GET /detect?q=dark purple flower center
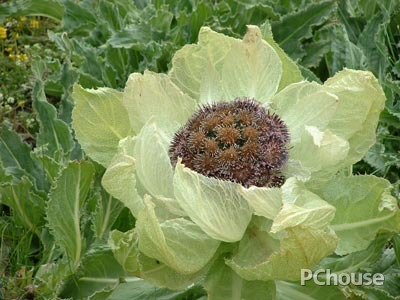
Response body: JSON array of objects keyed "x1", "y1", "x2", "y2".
[{"x1": 169, "y1": 98, "x2": 289, "y2": 187}]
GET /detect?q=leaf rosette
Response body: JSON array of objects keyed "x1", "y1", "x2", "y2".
[{"x1": 72, "y1": 25, "x2": 399, "y2": 296}]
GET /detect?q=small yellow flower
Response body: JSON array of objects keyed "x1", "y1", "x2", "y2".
[
  {"x1": 30, "y1": 19, "x2": 39, "y2": 29},
  {"x1": 8, "y1": 53, "x2": 15, "y2": 59},
  {"x1": 0, "y1": 27, "x2": 7, "y2": 39},
  {"x1": 21, "y1": 17, "x2": 27, "y2": 22},
  {"x1": 17, "y1": 53, "x2": 28, "y2": 62},
  {"x1": 5, "y1": 47, "x2": 13, "y2": 52}
]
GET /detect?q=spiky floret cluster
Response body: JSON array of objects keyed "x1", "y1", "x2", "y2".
[{"x1": 169, "y1": 98, "x2": 290, "y2": 187}]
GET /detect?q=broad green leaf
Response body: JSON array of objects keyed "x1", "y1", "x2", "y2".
[
  {"x1": 271, "y1": 81, "x2": 339, "y2": 144},
  {"x1": 173, "y1": 162, "x2": 252, "y2": 242},
  {"x1": 123, "y1": 71, "x2": 196, "y2": 134},
  {"x1": 0, "y1": 125, "x2": 46, "y2": 190},
  {"x1": 59, "y1": 246, "x2": 128, "y2": 299},
  {"x1": 31, "y1": 151, "x2": 61, "y2": 185},
  {"x1": 71, "y1": 84, "x2": 132, "y2": 167},
  {"x1": 204, "y1": 257, "x2": 276, "y2": 300},
  {"x1": 0, "y1": 0, "x2": 64, "y2": 21},
  {"x1": 239, "y1": 186, "x2": 282, "y2": 220},
  {"x1": 133, "y1": 122, "x2": 174, "y2": 200},
  {"x1": 260, "y1": 21, "x2": 303, "y2": 91},
  {"x1": 315, "y1": 234, "x2": 392, "y2": 275},
  {"x1": 91, "y1": 185, "x2": 125, "y2": 241},
  {"x1": 221, "y1": 25, "x2": 282, "y2": 104},
  {"x1": 358, "y1": 12, "x2": 389, "y2": 79},
  {"x1": 33, "y1": 82, "x2": 74, "y2": 159},
  {"x1": 320, "y1": 24, "x2": 367, "y2": 76},
  {"x1": 0, "y1": 178, "x2": 45, "y2": 236},
  {"x1": 324, "y1": 69, "x2": 386, "y2": 166},
  {"x1": 276, "y1": 280, "x2": 346, "y2": 300},
  {"x1": 170, "y1": 26, "x2": 237, "y2": 102},
  {"x1": 102, "y1": 280, "x2": 206, "y2": 300},
  {"x1": 47, "y1": 161, "x2": 95, "y2": 268},
  {"x1": 0, "y1": 160, "x2": 12, "y2": 184},
  {"x1": 271, "y1": 0, "x2": 336, "y2": 59},
  {"x1": 136, "y1": 196, "x2": 220, "y2": 274},
  {"x1": 227, "y1": 221, "x2": 337, "y2": 281},
  {"x1": 271, "y1": 178, "x2": 336, "y2": 233},
  {"x1": 318, "y1": 175, "x2": 400, "y2": 255},
  {"x1": 102, "y1": 136, "x2": 144, "y2": 217}
]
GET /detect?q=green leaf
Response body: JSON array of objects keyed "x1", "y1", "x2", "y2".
[
  {"x1": 59, "y1": 246, "x2": 128, "y2": 299},
  {"x1": 260, "y1": 21, "x2": 303, "y2": 91},
  {"x1": 0, "y1": 125, "x2": 47, "y2": 190},
  {"x1": 0, "y1": 160, "x2": 13, "y2": 184},
  {"x1": 91, "y1": 184, "x2": 124, "y2": 241},
  {"x1": 102, "y1": 280, "x2": 206, "y2": 300},
  {"x1": 0, "y1": 178, "x2": 45, "y2": 236},
  {"x1": 319, "y1": 24, "x2": 367, "y2": 75},
  {"x1": 71, "y1": 84, "x2": 133, "y2": 167},
  {"x1": 204, "y1": 257, "x2": 276, "y2": 300},
  {"x1": 0, "y1": 0, "x2": 64, "y2": 21},
  {"x1": 173, "y1": 161, "x2": 253, "y2": 243},
  {"x1": 136, "y1": 196, "x2": 220, "y2": 274},
  {"x1": 276, "y1": 280, "x2": 345, "y2": 300},
  {"x1": 271, "y1": 0, "x2": 336, "y2": 59},
  {"x1": 316, "y1": 234, "x2": 392, "y2": 274},
  {"x1": 47, "y1": 161, "x2": 95, "y2": 268},
  {"x1": 123, "y1": 71, "x2": 196, "y2": 135},
  {"x1": 318, "y1": 175, "x2": 400, "y2": 255},
  {"x1": 33, "y1": 82, "x2": 74, "y2": 160},
  {"x1": 102, "y1": 136, "x2": 144, "y2": 217}
]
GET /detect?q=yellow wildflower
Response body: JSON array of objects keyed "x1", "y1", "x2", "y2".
[
  {"x1": 9, "y1": 53, "x2": 15, "y2": 59},
  {"x1": 17, "y1": 53, "x2": 28, "y2": 62},
  {"x1": 0, "y1": 27, "x2": 7, "y2": 39},
  {"x1": 30, "y1": 19, "x2": 39, "y2": 29},
  {"x1": 21, "y1": 17, "x2": 27, "y2": 22}
]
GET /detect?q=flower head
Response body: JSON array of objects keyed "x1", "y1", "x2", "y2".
[
  {"x1": 169, "y1": 98, "x2": 289, "y2": 187},
  {"x1": 72, "y1": 25, "x2": 398, "y2": 294}
]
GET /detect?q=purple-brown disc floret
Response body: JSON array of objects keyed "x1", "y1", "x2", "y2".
[{"x1": 169, "y1": 98, "x2": 290, "y2": 187}]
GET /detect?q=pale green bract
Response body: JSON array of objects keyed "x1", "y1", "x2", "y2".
[{"x1": 71, "y1": 25, "x2": 399, "y2": 298}]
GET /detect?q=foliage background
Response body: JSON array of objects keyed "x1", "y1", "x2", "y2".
[{"x1": 0, "y1": 0, "x2": 399, "y2": 299}]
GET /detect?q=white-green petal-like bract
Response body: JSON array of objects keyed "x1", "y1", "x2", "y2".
[
  {"x1": 123, "y1": 70, "x2": 197, "y2": 135},
  {"x1": 271, "y1": 178, "x2": 336, "y2": 233},
  {"x1": 173, "y1": 161, "x2": 253, "y2": 242},
  {"x1": 221, "y1": 26, "x2": 282, "y2": 104},
  {"x1": 239, "y1": 186, "x2": 282, "y2": 220},
  {"x1": 71, "y1": 84, "x2": 133, "y2": 167},
  {"x1": 170, "y1": 27, "x2": 237, "y2": 102},
  {"x1": 136, "y1": 196, "x2": 220, "y2": 274},
  {"x1": 134, "y1": 121, "x2": 174, "y2": 199},
  {"x1": 102, "y1": 136, "x2": 144, "y2": 217},
  {"x1": 227, "y1": 223, "x2": 337, "y2": 281}
]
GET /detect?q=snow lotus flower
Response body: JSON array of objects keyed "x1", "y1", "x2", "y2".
[{"x1": 71, "y1": 25, "x2": 400, "y2": 297}]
